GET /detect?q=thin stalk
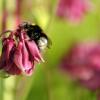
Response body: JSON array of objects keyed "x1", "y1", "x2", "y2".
[
  {"x1": 2, "y1": 0, "x2": 7, "y2": 32},
  {"x1": 15, "y1": 0, "x2": 22, "y2": 26},
  {"x1": 0, "y1": 0, "x2": 7, "y2": 100},
  {"x1": 3, "y1": 77, "x2": 16, "y2": 100},
  {"x1": 96, "y1": 90, "x2": 100, "y2": 100},
  {"x1": 0, "y1": 78, "x2": 4, "y2": 100},
  {"x1": 43, "y1": 65, "x2": 53, "y2": 100}
]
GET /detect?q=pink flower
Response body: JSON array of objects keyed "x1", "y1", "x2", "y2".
[
  {"x1": 60, "y1": 41, "x2": 100, "y2": 90},
  {"x1": 0, "y1": 22, "x2": 45, "y2": 76},
  {"x1": 56, "y1": 0, "x2": 93, "y2": 23}
]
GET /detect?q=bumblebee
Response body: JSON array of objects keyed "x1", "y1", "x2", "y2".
[{"x1": 19, "y1": 22, "x2": 51, "y2": 50}]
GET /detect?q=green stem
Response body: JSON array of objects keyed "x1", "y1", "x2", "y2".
[
  {"x1": 0, "y1": 0, "x2": 7, "y2": 99},
  {"x1": 15, "y1": 76, "x2": 34, "y2": 100},
  {"x1": 43, "y1": 65, "x2": 53, "y2": 100},
  {"x1": 96, "y1": 89, "x2": 100, "y2": 100},
  {"x1": 3, "y1": 77, "x2": 16, "y2": 100},
  {"x1": 0, "y1": 78, "x2": 4, "y2": 100}
]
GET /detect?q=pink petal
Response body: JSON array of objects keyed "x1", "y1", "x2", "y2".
[
  {"x1": 4, "y1": 38, "x2": 15, "y2": 59},
  {"x1": 25, "y1": 40, "x2": 44, "y2": 62},
  {"x1": 0, "y1": 38, "x2": 15, "y2": 69},
  {"x1": 14, "y1": 40, "x2": 34, "y2": 76},
  {"x1": 22, "y1": 40, "x2": 34, "y2": 75},
  {"x1": 14, "y1": 41, "x2": 24, "y2": 71},
  {"x1": 6, "y1": 63, "x2": 21, "y2": 75},
  {"x1": 24, "y1": 64, "x2": 34, "y2": 76}
]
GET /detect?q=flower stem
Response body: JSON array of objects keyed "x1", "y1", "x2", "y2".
[
  {"x1": 0, "y1": 78, "x2": 4, "y2": 100},
  {"x1": 2, "y1": 0, "x2": 7, "y2": 32},
  {"x1": 15, "y1": 0, "x2": 22, "y2": 26},
  {"x1": 0, "y1": 0, "x2": 7, "y2": 100},
  {"x1": 43, "y1": 65, "x2": 53, "y2": 100},
  {"x1": 96, "y1": 90, "x2": 100, "y2": 100}
]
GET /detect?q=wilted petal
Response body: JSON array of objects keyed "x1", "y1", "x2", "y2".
[
  {"x1": 0, "y1": 38, "x2": 21, "y2": 75},
  {"x1": 14, "y1": 41, "x2": 23, "y2": 70},
  {"x1": 6, "y1": 62, "x2": 21, "y2": 75},
  {"x1": 26, "y1": 40, "x2": 44, "y2": 62},
  {"x1": 14, "y1": 40, "x2": 34, "y2": 76},
  {"x1": 22, "y1": 40, "x2": 34, "y2": 76},
  {"x1": 24, "y1": 64, "x2": 34, "y2": 76},
  {"x1": 3, "y1": 38, "x2": 15, "y2": 59},
  {"x1": 0, "y1": 38, "x2": 15, "y2": 69}
]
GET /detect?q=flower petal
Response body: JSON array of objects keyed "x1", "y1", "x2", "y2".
[
  {"x1": 22, "y1": 40, "x2": 34, "y2": 75},
  {"x1": 0, "y1": 38, "x2": 15, "y2": 69},
  {"x1": 26, "y1": 40, "x2": 44, "y2": 62},
  {"x1": 14, "y1": 41, "x2": 23, "y2": 71},
  {"x1": 6, "y1": 62, "x2": 21, "y2": 75}
]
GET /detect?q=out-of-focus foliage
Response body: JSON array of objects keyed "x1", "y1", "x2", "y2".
[{"x1": 0, "y1": 0, "x2": 100, "y2": 100}]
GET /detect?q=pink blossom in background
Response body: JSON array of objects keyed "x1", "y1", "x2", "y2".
[
  {"x1": 60, "y1": 41, "x2": 100, "y2": 90},
  {"x1": 0, "y1": 22, "x2": 44, "y2": 76},
  {"x1": 56, "y1": 0, "x2": 93, "y2": 23}
]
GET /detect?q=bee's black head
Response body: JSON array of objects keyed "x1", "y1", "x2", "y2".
[
  {"x1": 18, "y1": 22, "x2": 51, "y2": 50},
  {"x1": 19, "y1": 22, "x2": 43, "y2": 40}
]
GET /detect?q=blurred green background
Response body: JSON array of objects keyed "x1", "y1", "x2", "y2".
[{"x1": 0, "y1": 0, "x2": 100, "y2": 100}]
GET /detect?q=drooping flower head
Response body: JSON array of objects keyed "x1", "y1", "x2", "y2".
[
  {"x1": 0, "y1": 22, "x2": 50, "y2": 76},
  {"x1": 56, "y1": 0, "x2": 93, "y2": 23},
  {"x1": 60, "y1": 41, "x2": 100, "y2": 90}
]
